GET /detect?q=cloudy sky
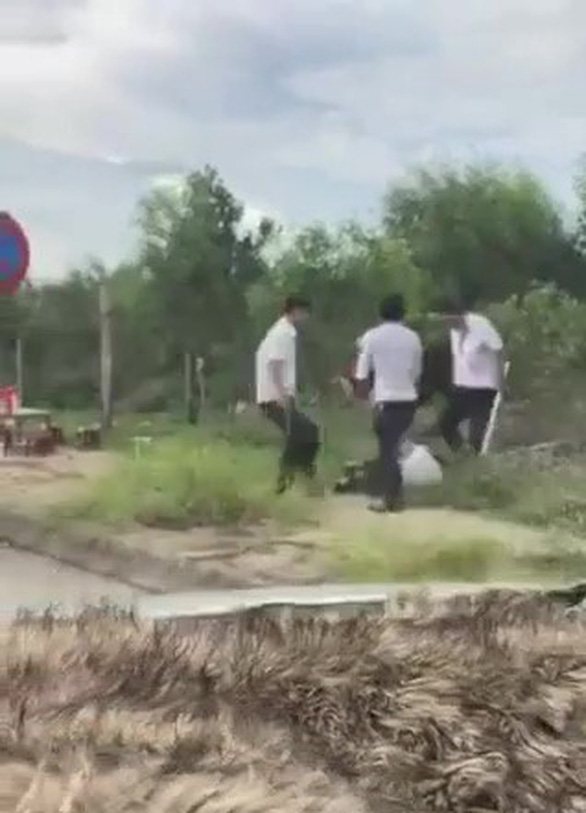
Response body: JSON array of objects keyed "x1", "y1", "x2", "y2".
[{"x1": 2, "y1": 0, "x2": 586, "y2": 279}]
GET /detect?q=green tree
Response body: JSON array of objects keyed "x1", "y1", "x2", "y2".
[
  {"x1": 138, "y1": 166, "x2": 275, "y2": 411},
  {"x1": 384, "y1": 163, "x2": 584, "y2": 302},
  {"x1": 21, "y1": 271, "x2": 101, "y2": 407},
  {"x1": 575, "y1": 161, "x2": 586, "y2": 262},
  {"x1": 250, "y1": 223, "x2": 430, "y2": 391}
]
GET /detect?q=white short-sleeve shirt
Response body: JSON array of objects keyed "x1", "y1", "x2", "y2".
[
  {"x1": 355, "y1": 322, "x2": 423, "y2": 403},
  {"x1": 451, "y1": 313, "x2": 504, "y2": 390},
  {"x1": 255, "y1": 317, "x2": 297, "y2": 403}
]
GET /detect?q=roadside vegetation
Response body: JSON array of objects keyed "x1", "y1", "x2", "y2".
[{"x1": 9, "y1": 158, "x2": 586, "y2": 586}]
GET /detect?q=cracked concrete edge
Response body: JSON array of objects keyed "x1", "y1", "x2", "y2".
[{"x1": 0, "y1": 510, "x2": 227, "y2": 595}]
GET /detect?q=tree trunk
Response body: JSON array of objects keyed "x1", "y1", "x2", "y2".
[{"x1": 99, "y1": 280, "x2": 113, "y2": 430}]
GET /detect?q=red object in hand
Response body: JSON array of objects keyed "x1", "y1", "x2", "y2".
[{"x1": 0, "y1": 386, "x2": 19, "y2": 416}]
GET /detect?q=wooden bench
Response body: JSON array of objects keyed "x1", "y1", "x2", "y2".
[{"x1": 9, "y1": 429, "x2": 56, "y2": 457}]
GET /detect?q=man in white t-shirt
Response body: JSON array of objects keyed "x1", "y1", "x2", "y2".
[
  {"x1": 439, "y1": 299, "x2": 506, "y2": 454},
  {"x1": 255, "y1": 296, "x2": 319, "y2": 494},
  {"x1": 355, "y1": 294, "x2": 423, "y2": 512}
]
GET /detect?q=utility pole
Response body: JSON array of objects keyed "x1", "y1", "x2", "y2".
[
  {"x1": 15, "y1": 336, "x2": 23, "y2": 403},
  {"x1": 99, "y1": 278, "x2": 113, "y2": 429},
  {"x1": 196, "y1": 356, "x2": 206, "y2": 414}
]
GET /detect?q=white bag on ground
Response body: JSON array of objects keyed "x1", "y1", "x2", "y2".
[{"x1": 400, "y1": 441, "x2": 443, "y2": 486}]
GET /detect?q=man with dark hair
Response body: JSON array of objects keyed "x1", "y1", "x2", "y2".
[
  {"x1": 256, "y1": 296, "x2": 320, "y2": 494},
  {"x1": 355, "y1": 294, "x2": 423, "y2": 512},
  {"x1": 439, "y1": 298, "x2": 506, "y2": 454}
]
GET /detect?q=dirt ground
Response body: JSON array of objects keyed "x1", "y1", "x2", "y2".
[
  {"x1": 0, "y1": 449, "x2": 116, "y2": 514},
  {"x1": 0, "y1": 450, "x2": 570, "y2": 593},
  {"x1": 0, "y1": 451, "x2": 330, "y2": 590}
]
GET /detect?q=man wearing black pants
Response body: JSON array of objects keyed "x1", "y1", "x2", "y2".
[
  {"x1": 256, "y1": 296, "x2": 319, "y2": 494},
  {"x1": 440, "y1": 387, "x2": 497, "y2": 454},
  {"x1": 259, "y1": 401, "x2": 319, "y2": 492},
  {"x1": 439, "y1": 300, "x2": 505, "y2": 455},
  {"x1": 372, "y1": 401, "x2": 417, "y2": 509},
  {"x1": 355, "y1": 295, "x2": 423, "y2": 513}
]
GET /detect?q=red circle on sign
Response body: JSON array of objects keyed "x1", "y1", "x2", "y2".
[{"x1": 0, "y1": 212, "x2": 30, "y2": 294}]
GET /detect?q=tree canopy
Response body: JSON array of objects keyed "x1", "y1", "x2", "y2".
[
  {"x1": 3, "y1": 159, "x2": 586, "y2": 410},
  {"x1": 384, "y1": 164, "x2": 586, "y2": 302}
]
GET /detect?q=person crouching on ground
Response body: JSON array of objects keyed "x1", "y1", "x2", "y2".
[
  {"x1": 255, "y1": 295, "x2": 320, "y2": 494},
  {"x1": 355, "y1": 294, "x2": 423, "y2": 513},
  {"x1": 439, "y1": 298, "x2": 506, "y2": 455}
]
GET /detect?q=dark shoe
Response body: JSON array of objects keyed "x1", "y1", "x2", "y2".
[
  {"x1": 276, "y1": 471, "x2": 294, "y2": 495},
  {"x1": 334, "y1": 477, "x2": 353, "y2": 494},
  {"x1": 368, "y1": 498, "x2": 405, "y2": 514}
]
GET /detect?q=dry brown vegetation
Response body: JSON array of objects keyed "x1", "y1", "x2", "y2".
[{"x1": 3, "y1": 592, "x2": 586, "y2": 812}]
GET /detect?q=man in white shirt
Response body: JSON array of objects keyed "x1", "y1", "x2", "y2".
[
  {"x1": 255, "y1": 296, "x2": 319, "y2": 494},
  {"x1": 355, "y1": 294, "x2": 423, "y2": 513},
  {"x1": 439, "y1": 299, "x2": 506, "y2": 454}
]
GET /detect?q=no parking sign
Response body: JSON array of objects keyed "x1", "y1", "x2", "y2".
[{"x1": 0, "y1": 212, "x2": 30, "y2": 294}]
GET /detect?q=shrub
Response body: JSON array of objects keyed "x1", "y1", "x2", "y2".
[{"x1": 489, "y1": 284, "x2": 586, "y2": 399}]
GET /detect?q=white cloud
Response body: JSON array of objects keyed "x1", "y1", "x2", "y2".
[{"x1": 1, "y1": 0, "x2": 586, "y2": 274}]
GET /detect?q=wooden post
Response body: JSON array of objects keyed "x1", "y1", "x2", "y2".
[
  {"x1": 184, "y1": 350, "x2": 197, "y2": 424},
  {"x1": 99, "y1": 280, "x2": 113, "y2": 430},
  {"x1": 196, "y1": 356, "x2": 206, "y2": 413},
  {"x1": 15, "y1": 336, "x2": 24, "y2": 404}
]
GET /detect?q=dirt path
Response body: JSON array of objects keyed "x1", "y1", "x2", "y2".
[{"x1": 0, "y1": 450, "x2": 116, "y2": 514}]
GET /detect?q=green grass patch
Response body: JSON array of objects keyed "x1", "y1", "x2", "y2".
[
  {"x1": 420, "y1": 454, "x2": 586, "y2": 539},
  {"x1": 330, "y1": 527, "x2": 586, "y2": 584},
  {"x1": 332, "y1": 532, "x2": 508, "y2": 582},
  {"x1": 61, "y1": 435, "x2": 313, "y2": 529}
]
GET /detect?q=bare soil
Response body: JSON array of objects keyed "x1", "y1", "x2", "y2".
[{"x1": 0, "y1": 449, "x2": 115, "y2": 514}]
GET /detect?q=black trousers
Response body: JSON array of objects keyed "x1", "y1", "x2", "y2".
[
  {"x1": 260, "y1": 402, "x2": 320, "y2": 479},
  {"x1": 440, "y1": 387, "x2": 497, "y2": 454},
  {"x1": 373, "y1": 402, "x2": 417, "y2": 506}
]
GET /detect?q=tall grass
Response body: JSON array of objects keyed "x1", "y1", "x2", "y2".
[
  {"x1": 423, "y1": 454, "x2": 586, "y2": 537},
  {"x1": 63, "y1": 434, "x2": 312, "y2": 529},
  {"x1": 333, "y1": 532, "x2": 507, "y2": 582},
  {"x1": 330, "y1": 526, "x2": 586, "y2": 583}
]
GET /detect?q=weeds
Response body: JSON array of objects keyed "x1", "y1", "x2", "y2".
[
  {"x1": 331, "y1": 524, "x2": 586, "y2": 583},
  {"x1": 333, "y1": 532, "x2": 507, "y2": 582},
  {"x1": 51, "y1": 407, "x2": 586, "y2": 583},
  {"x1": 62, "y1": 435, "x2": 311, "y2": 529},
  {"x1": 425, "y1": 453, "x2": 586, "y2": 539}
]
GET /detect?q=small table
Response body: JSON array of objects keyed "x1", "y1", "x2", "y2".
[{"x1": 0, "y1": 407, "x2": 52, "y2": 455}]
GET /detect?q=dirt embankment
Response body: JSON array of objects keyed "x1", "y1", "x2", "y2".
[
  {"x1": 0, "y1": 452, "x2": 329, "y2": 592},
  {"x1": 3, "y1": 589, "x2": 586, "y2": 812},
  {"x1": 0, "y1": 450, "x2": 573, "y2": 594}
]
